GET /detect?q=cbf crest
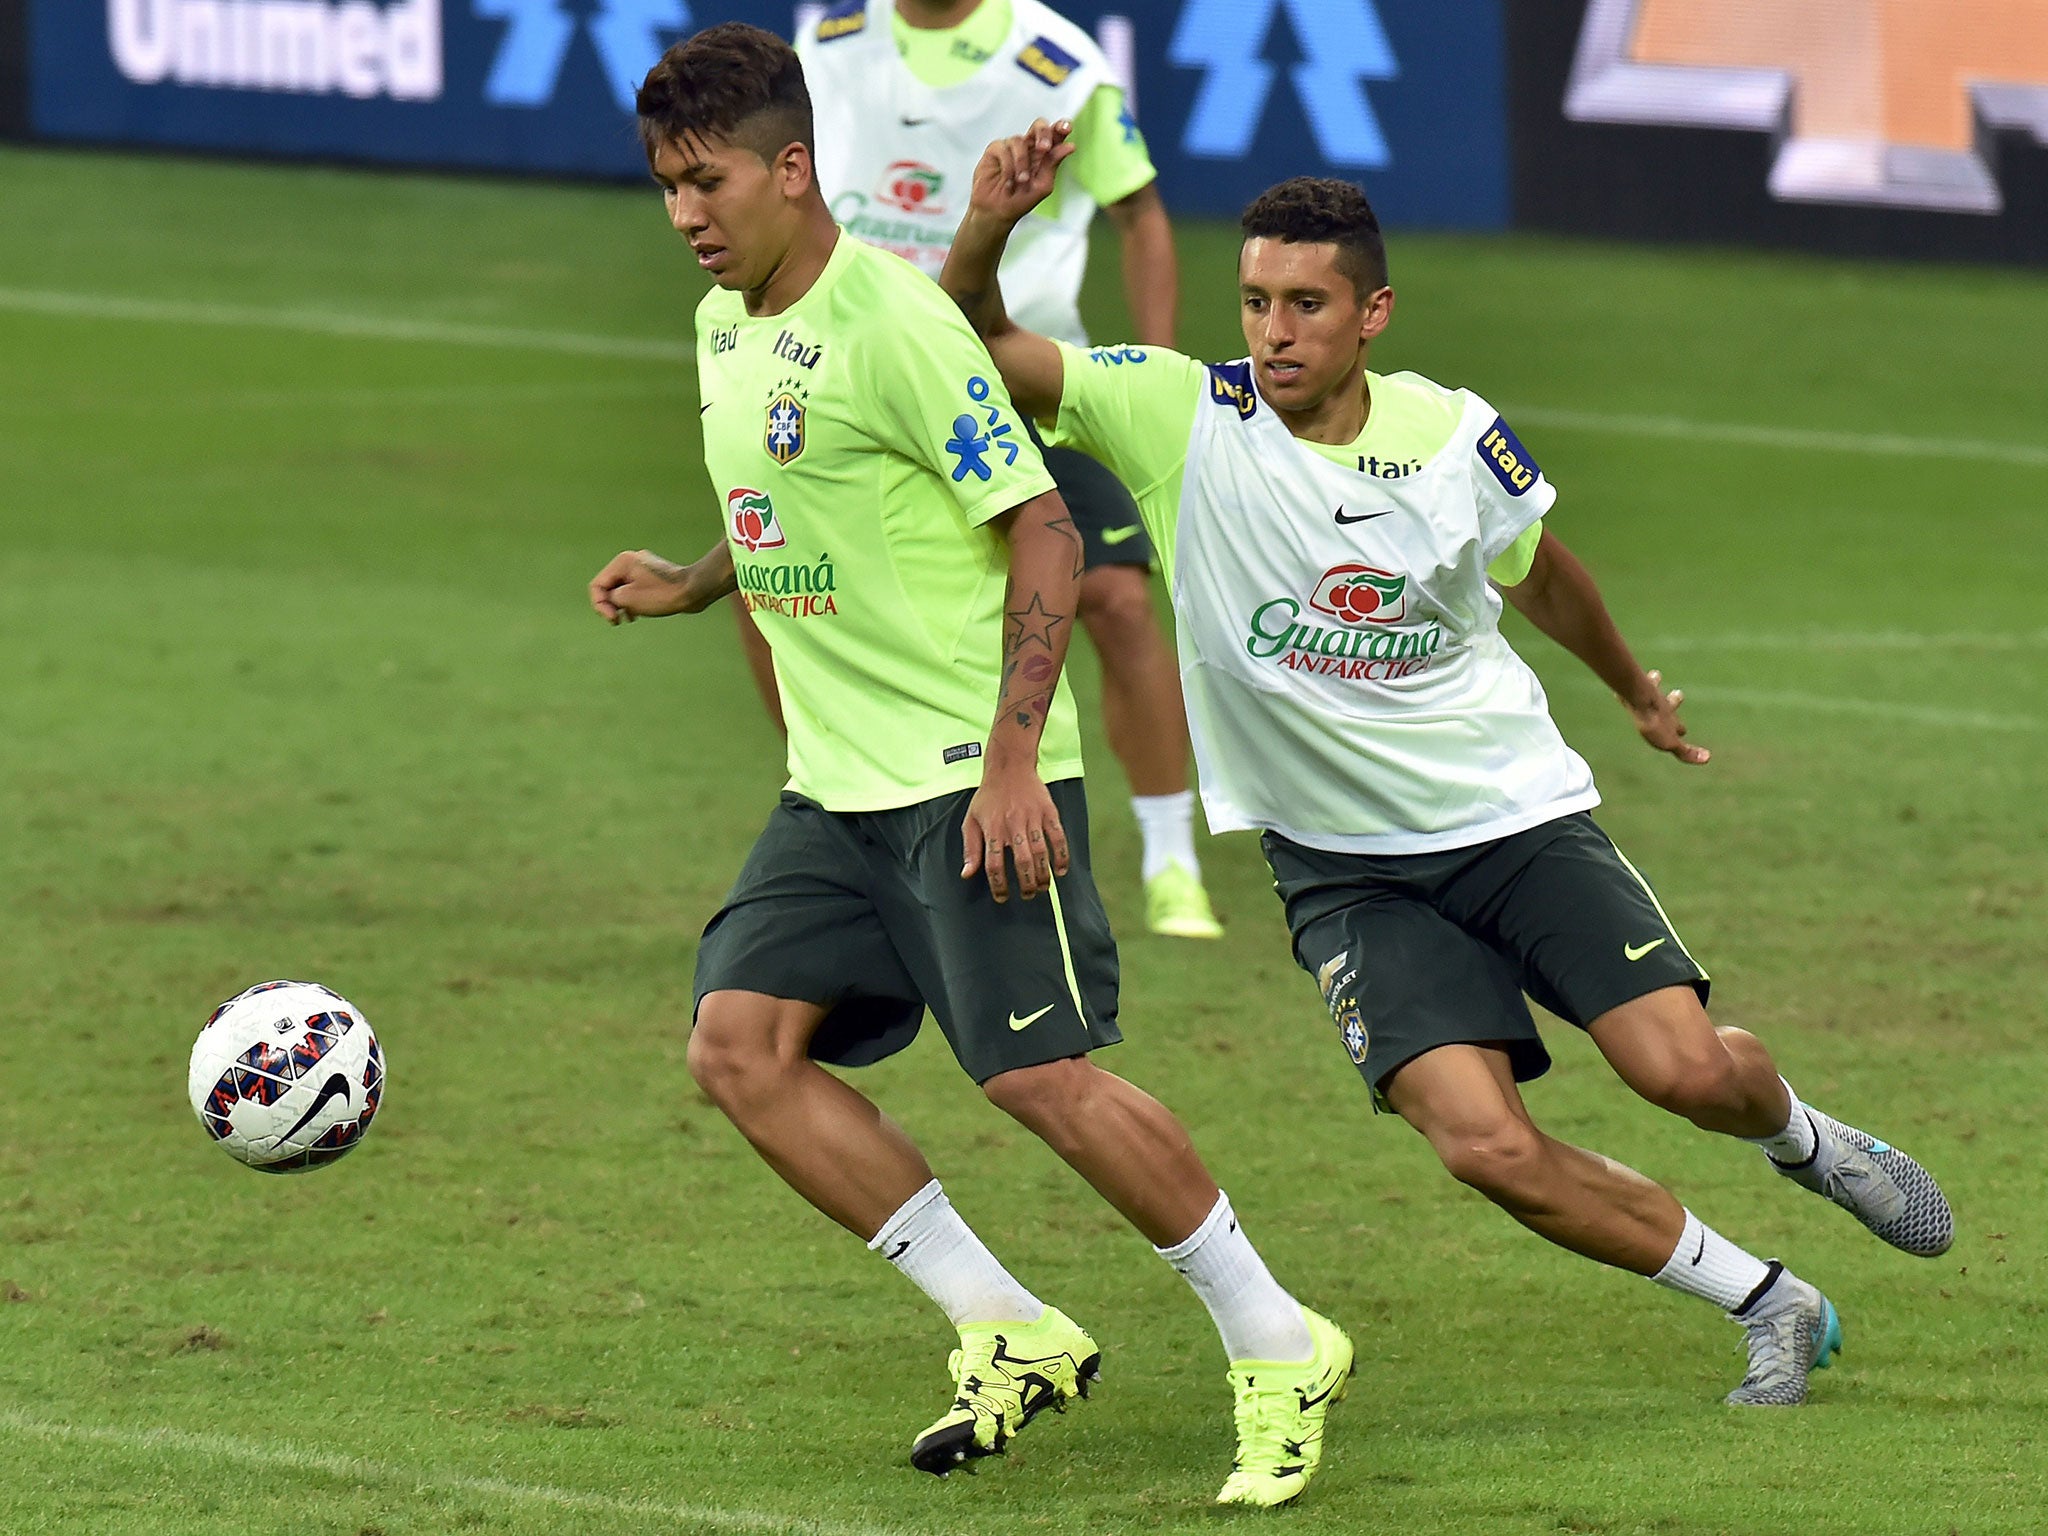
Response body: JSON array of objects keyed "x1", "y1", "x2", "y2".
[
  {"x1": 764, "y1": 376, "x2": 808, "y2": 466},
  {"x1": 1315, "y1": 949, "x2": 1367, "y2": 1067},
  {"x1": 1337, "y1": 1001, "x2": 1368, "y2": 1067}
]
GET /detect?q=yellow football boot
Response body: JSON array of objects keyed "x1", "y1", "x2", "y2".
[
  {"x1": 909, "y1": 1307, "x2": 1100, "y2": 1475},
  {"x1": 1145, "y1": 861, "x2": 1224, "y2": 939},
  {"x1": 1216, "y1": 1308, "x2": 1355, "y2": 1508}
]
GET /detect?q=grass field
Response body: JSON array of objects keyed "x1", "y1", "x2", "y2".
[{"x1": 2, "y1": 143, "x2": 2045, "y2": 1536}]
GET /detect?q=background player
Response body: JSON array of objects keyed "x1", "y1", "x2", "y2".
[
  {"x1": 712, "y1": 0, "x2": 1221, "y2": 941},
  {"x1": 942, "y1": 121, "x2": 1955, "y2": 1409},
  {"x1": 590, "y1": 28, "x2": 1350, "y2": 1504}
]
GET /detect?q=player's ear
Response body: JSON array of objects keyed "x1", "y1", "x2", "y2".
[
  {"x1": 1359, "y1": 285, "x2": 1394, "y2": 344},
  {"x1": 776, "y1": 140, "x2": 816, "y2": 201}
]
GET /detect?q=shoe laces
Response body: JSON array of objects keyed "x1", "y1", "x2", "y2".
[
  {"x1": 1738, "y1": 1300, "x2": 1808, "y2": 1380},
  {"x1": 1816, "y1": 1147, "x2": 1884, "y2": 1205},
  {"x1": 1228, "y1": 1374, "x2": 1305, "y2": 1471},
  {"x1": 947, "y1": 1337, "x2": 1027, "y2": 1415}
]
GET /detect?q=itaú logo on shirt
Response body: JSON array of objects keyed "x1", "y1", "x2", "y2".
[
  {"x1": 1309, "y1": 564, "x2": 1406, "y2": 625},
  {"x1": 878, "y1": 161, "x2": 947, "y2": 215}
]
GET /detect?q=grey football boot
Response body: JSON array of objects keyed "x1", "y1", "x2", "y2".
[
  {"x1": 1768, "y1": 1108, "x2": 1954, "y2": 1257},
  {"x1": 1726, "y1": 1264, "x2": 1842, "y2": 1407}
]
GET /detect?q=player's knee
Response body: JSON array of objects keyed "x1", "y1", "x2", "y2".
[
  {"x1": 1637, "y1": 1046, "x2": 1747, "y2": 1126},
  {"x1": 1077, "y1": 568, "x2": 1156, "y2": 645},
  {"x1": 1435, "y1": 1117, "x2": 1547, "y2": 1202},
  {"x1": 686, "y1": 998, "x2": 792, "y2": 1108},
  {"x1": 982, "y1": 1058, "x2": 1092, "y2": 1132}
]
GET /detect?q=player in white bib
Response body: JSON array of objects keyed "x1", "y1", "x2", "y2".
[
  {"x1": 941, "y1": 121, "x2": 1956, "y2": 1409},
  {"x1": 730, "y1": 0, "x2": 1222, "y2": 941}
]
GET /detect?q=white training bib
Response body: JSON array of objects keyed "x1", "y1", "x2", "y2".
[
  {"x1": 799, "y1": 0, "x2": 1105, "y2": 345},
  {"x1": 1171, "y1": 362, "x2": 1600, "y2": 854}
]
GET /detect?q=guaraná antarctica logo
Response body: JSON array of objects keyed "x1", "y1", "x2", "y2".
[
  {"x1": 727, "y1": 487, "x2": 784, "y2": 553},
  {"x1": 878, "y1": 160, "x2": 946, "y2": 215},
  {"x1": 1246, "y1": 563, "x2": 1442, "y2": 683}
]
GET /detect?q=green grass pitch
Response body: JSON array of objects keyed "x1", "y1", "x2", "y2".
[{"x1": 1, "y1": 143, "x2": 2044, "y2": 1535}]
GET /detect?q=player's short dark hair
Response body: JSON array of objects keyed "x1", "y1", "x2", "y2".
[
  {"x1": 635, "y1": 22, "x2": 813, "y2": 167},
  {"x1": 1239, "y1": 178, "x2": 1389, "y2": 298}
]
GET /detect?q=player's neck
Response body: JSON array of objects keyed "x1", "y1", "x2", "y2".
[
  {"x1": 742, "y1": 209, "x2": 842, "y2": 318},
  {"x1": 895, "y1": 0, "x2": 982, "y2": 29},
  {"x1": 1271, "y1": 362, "x2": 1371, "y2": 446}
]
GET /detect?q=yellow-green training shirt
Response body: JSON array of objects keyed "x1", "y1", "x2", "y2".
[{"x1": 696, "y1": 234, "x2": 1079, "y2": 811}]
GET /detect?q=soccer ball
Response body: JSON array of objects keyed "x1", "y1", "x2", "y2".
[{"x1": 188, "y1": 980, "x2": 385, "y2": 1173}]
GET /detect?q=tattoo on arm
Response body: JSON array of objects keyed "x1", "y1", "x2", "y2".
[
  {"x1": 1043, "y1": 516, "x2": 1087, "y2": 581},
  {"x1": 999, "y1": 592, "x2": 1066, "y2": 729}
]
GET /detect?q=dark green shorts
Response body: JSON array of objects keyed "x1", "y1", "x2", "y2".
[
  {"x1": 692, "y1": 778, "x2": 1121, "y2": 1084},
  {"x1": 1027, "y1": 420, "x2": 1154, "y2": 570},
  {"x1": 1264, "y1": 812, "x2": 1709, "y2": 1102}
]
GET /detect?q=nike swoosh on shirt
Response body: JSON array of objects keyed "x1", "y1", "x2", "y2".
[
  {"x1": 1624, "y1": 938, "x2": 1668, "y2": 961},
  {"x1": 278, "y1": 1072, "x2": 352, "y2": 1141},
  {"x1": 1100, "y1": 525, "x2": 1144, "y2": 545},
  {"x1": 699, "y1": 403, "x2": 712, "y2": 415},
  {"x1": 1008, "y1": 1004, "x2": 1056, "y2": 1032},
  {"x1": 900, "y1": 116, "x2": 932, "y2": 127},
  {"x1": 1334, "y1": 507, "x2": 1395, "y2": 524}
]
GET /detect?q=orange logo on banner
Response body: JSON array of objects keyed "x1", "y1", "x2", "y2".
[{"x1": 1566, "y1": 0, "x2": 2048, "y2": 212}]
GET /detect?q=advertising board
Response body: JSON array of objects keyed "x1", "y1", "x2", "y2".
[
  {"x1": 22, "y1": 0, "x2": 1509, "y2": 225},
  {"x1": 1509, "y1": 0, "x2": 2048, "y2": 263}
]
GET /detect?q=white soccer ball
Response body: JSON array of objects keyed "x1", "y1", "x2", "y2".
[{"x1": 188, "y1": 980, "x2": 385, "y2": 1173}]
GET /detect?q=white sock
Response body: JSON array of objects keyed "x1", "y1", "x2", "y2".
[
  {"x1": 1651, "y1": 1209, "x2": 1779, "y2": 1315},
  {"x1": 1131, "y1": 790, "x2": 1199, "y2": 883},
  {"x1": 869, "y1": 1181, "x2": 1044, "y2": 1329},
  {"x1": 1745, "y1": 1078, "x2": 1820, "y2": 1167},
  {"x1": 1155, "y1": 1192, "x2": 1313, "y2": 1363}
]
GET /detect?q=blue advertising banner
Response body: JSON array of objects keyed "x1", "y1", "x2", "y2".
[{"x1": 27, "y1": 1, "x2": 1505, "y2": 225}]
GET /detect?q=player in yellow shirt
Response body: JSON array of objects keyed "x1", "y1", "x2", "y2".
[
  {"x1": 718, "y1": 0, "x2": 1223, "y2": 941},
  {"x1": 587, "y1": 25, "x2": 1351, "y2": 1504}
]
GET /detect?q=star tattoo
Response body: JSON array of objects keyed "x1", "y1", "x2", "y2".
[{"x1": 1004, "y1": 592, "x2": 1068, "y2": 652}]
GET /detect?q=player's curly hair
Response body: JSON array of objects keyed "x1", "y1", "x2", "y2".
[
  {"x1": 636, "y1": 23, "x2": 814, "y2": 167},
  {"x1": 1240, "y1": 178, "x2": 1389, "y2": 299}
]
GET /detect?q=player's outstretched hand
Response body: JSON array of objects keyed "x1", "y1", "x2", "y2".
[
  {"x1": 969, "y1": 118, "x2": 1076, "y2": 227},
  {"x1": 1631, "y1": 668, "x2": 1710, "y2": 765},
  {"x1": 961, "y1": 763, "x2": 1071, "y2": 903},
  {"x1": 589, "y1": 549, "x2": 694, "y2": 624}
]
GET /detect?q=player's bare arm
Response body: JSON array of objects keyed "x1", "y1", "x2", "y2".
[
  {"x1": 588, "y1": 540, "x2": 738, "y2": 624},
  {"x1": 1503, "y1": 529, "x2": 1709, "y2": 765},
  {"x1": 961, "y1": 487, "x2": 1083, "y2": 904},
  {"x1": 938, "y1": 119, "x2": 1074, "y2": 421},
  {"x1": 1103, "y1": 180, "x2": 1177, "y2": 347}
]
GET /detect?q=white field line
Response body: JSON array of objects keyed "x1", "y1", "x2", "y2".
[
  {"x1": 6, "y1": 285, "x2": 2048, "y2": 470},
  {"x1": 0, "y1": 1409, "x2": 910, "y2": 1536},
  {"x1": 1644, "y1": 629, "x2": 2048, "y2": 653},
  {"x1": 0, "y1": 286, "x2": 690, "y2": 363},
  {"x1": 1668, "y1": 685, "x2": 2040, "y2": 733},
  {"x1": 2, "y1": 378, "x2": 687, "y2": 413},
  {"x1": 1508, "y1": 404, "x2": 2048, "y2": 469}
]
